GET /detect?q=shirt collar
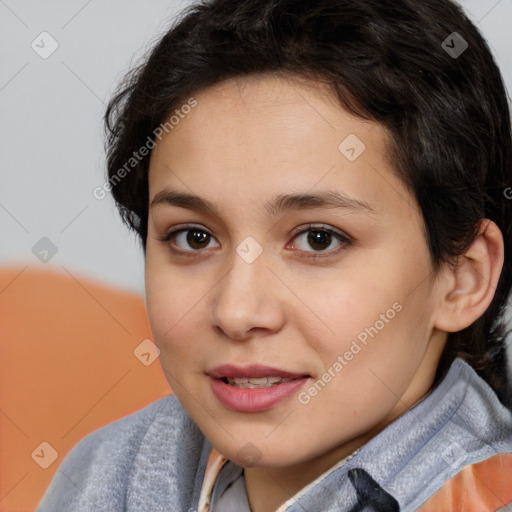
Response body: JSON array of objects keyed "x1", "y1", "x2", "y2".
[
  {"x1": 197, "y1": 448, "x2": 228, "y2": 512},
  {"x1": 197, "y1": 447, "x2": 360, "y2": 511}
]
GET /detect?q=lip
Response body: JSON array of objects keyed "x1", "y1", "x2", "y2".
[
  {"x1": 207, "y1": 364, "x2": 310, "y2": 412},
  {"x1": 207, "y1": 364, "x2": 308, "y2": 379}
]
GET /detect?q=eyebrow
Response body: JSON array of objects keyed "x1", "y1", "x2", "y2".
[{"x1": 150, "y1": 189, "x2": 376, "y2": 217}]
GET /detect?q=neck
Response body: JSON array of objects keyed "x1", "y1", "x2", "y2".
[{"x1": 243, "y1": 430, "x2": 372, "y2": 512}]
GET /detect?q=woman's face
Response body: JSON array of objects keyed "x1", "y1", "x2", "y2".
[{"x1": 145, "y1": 74, "x2": 447, "y2": 469}]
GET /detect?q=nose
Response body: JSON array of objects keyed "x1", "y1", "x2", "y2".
[{"x1": 211, "y1": 251, "x2": 286, "y2": 341}]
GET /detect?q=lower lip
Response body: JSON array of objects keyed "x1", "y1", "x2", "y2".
[{"x1": 209, "y1": 377, "x2": 310, "y2": 412}]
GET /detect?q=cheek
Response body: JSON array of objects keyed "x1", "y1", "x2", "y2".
[
  {"x1": 144, "y1": 253, "x2": 201, "y2": 363},
  {"x1": 313, "y1": 264, "x2": 432, "y2": 371},
  {"x1": 315, "y1": 275, "x2": 398, "y2": 339}
]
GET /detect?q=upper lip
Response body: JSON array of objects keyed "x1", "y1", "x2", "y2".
[{"x1": 207, "y1": 364, "x2": 309, "y2": 379}]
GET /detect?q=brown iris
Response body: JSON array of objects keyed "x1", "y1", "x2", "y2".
[
  {"x1": 307, "y1": 230, "x2": 332, "y2": 251},
  {"x1": 187, "y1": 230, "x2": 210, "y2": 249}
]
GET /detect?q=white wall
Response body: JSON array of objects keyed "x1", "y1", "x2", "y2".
[
  {"x1": 1, "y1": 0, "x2": 511, "y2": 340},
  {"x1": 1, "y1": 0, "x2": 192, "y2": 292}
]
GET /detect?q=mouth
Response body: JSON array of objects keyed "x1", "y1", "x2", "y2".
[
  {"x1": 206, "y1": 364, "x2": 311, "y2": 412},
  {"x1": 220, "y1": 376, "x2": 297, "y2": 388},
  {"x1": 207, "y1": 363, "x2": 310, "y2": 382}
]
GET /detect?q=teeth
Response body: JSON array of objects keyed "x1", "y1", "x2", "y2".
[
  {"x1": 226, "y1": 376, "x2": 295, "y2": 388},
  {"x1": 246, "y1": 377, "x2": 268, "y2": 385}
]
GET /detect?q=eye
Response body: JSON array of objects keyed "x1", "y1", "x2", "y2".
[
  {"x1": 289, "y1": 224, "x2": 352, "y2": 257},
  {"x1": 159, "y1": 223, "x2": 352, "y2": 259},
  {"x1": 159, "y1": 225, "x2": 219, "y2": 255}
]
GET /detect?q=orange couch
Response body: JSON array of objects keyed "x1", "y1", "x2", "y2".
[{"x1": 0, "y1": 265, "x2": 171, "y2": 512}]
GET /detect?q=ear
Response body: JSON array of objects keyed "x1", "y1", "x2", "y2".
[{"x1": 433, "y1": 219, "x2": 504, "y2": 333}]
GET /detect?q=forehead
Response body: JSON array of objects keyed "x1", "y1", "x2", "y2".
[
  {"x1": 148, "y1": 74, "x2": 417, "y2": 222},
  {"x1": 151, "y1": 74, "x2": 386, "y2": 161}
]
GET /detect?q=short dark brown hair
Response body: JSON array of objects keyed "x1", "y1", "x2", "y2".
[{"x1": 104, "y1": 0, "x2": 512, "y2": 406}]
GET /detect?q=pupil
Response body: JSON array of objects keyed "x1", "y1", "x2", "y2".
[
  {"x1": 308, "y1": 230, "x2": 330, "y2": 250},
  {"x1": 187, "y1": 230, "x2": 209, "y2": 249}
]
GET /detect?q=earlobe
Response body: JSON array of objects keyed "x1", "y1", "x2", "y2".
[{"x1": 434, "y1": 220, "x2": 504, "y2": 333}]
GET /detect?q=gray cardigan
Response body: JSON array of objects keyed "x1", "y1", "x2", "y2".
[{"x1": 36, "y1": 358, "x2": 512, "y2": 511}]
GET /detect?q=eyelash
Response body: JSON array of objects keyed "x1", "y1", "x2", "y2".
[{"x1": 158, "y1": 223, "x2": 353, "y2": 260}]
